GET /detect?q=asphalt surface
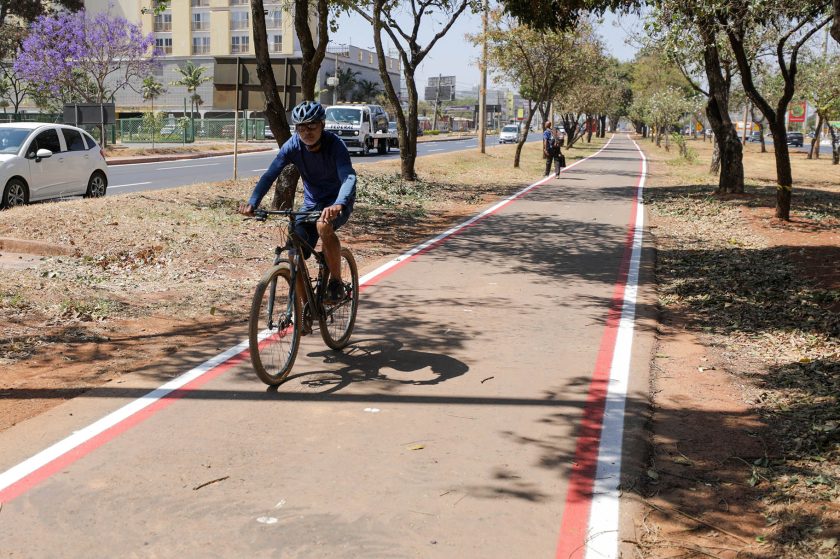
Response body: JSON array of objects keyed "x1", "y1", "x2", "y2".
[
  {"x1": 106, "y1": 133, "x2": 542, "y2": 196},
  {"x1": 0, "y1": 135, "x2": 654, "y2": 558}
]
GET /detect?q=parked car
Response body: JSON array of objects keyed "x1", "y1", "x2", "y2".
[
  {"x1": 0, "y1": 123, "x2": 108, "y2": 209},
  {"x1": 747, "y1": 131, "x2": 763, "y2": 142},
  {"x1": 786, "y1": 131, "x2": 804, "y2": 147},
  {"x1": 498, "y1": 124, "x2": 521, "y2": 144},
  {"x1": 264, "y1": 125, "x2": 274, "y2": 140}
]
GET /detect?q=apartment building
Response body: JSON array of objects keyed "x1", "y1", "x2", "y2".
[{"x1": 82, "y1": 0, "x2": 400, "y2": 113}]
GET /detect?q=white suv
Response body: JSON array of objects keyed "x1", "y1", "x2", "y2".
[
  {"x1": 0, "y1": 123, "x2": 109, "y2": 209},
  {"x1": 499, "y1": 124, "x2": 520, "y2": 144}
]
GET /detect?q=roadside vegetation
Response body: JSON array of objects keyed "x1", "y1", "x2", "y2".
[{"x1": 639, "y1": 137, "x2": 839, "y2": 559}]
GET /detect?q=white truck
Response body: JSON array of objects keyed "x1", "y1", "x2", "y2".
[{"x1": 324, "y1": 103, "x2": 398, "y2": 156}]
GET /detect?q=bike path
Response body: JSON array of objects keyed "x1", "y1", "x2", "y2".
[{"x1": 0, "y1": 135, "x2": 654, "y2": 558}]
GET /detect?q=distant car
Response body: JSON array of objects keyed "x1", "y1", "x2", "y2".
[
  {"x1": 747, "y1": 131, "x2": 763, "y2": 142},
  {"x1": 498, "y1": 124, "x2": 520, "y2": 144},
  {"x1": 786, "y1": 132, "x2": 804, "y2": 147},
  {"x1": 264, "y1": 125, "x2": 274, "y2": 140},
  {"x1": 0, "y1": 123, "x2": 108, "y2": 209}
]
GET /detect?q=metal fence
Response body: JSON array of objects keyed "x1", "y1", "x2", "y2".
[
  {"x1": 119, "y1": 118, "x2": 266, "y2": 143},
  {"x1": 0, "y1": 113, "x2": 117, "y2": 143}
]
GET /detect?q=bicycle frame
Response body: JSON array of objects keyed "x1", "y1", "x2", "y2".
[{"x1": 257, "y1": 209, "x2": 328, "y2": 324}]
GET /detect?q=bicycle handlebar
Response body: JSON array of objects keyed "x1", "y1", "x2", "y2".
[{"x1": 253, "y1": 209, "x2": 322, "y2": 223}]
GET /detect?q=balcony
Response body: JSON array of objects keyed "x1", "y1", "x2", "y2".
[{"x1": 191, "y1": 20, "x2": 209, "y2": 31}]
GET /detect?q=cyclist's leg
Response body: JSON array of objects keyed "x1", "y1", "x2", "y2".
[
  {"x1": 317, "y1": 205, "x2": 351, "y2": 283},
  {"x1": 289, "y1": 216, "x2": 318, "y2": 308}
]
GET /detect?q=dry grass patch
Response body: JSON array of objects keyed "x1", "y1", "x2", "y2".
[{"x1": 638, "y1": 135, "x2": 839, "y2": 558}]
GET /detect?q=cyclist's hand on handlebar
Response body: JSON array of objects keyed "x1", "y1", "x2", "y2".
[
  {"x1": 319, "y1": 204, "x2": 343, "y2": 223},
  {"x1": 238, "y1": 202, "x2": 255, "y2": 216}
]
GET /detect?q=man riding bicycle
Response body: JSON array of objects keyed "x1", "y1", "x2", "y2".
[{"x1": 238, "y1": 100, "x2": 356, "y2": 303}]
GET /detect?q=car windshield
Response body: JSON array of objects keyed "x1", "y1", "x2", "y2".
[
  {"x1": 325, "y1": 108, "x2": 362, "y2": 125},
  {"x1": 0, "y1": 128, "x2": 32, "y2": 154},
  {"x1": 503, "y1": 126, "x2": 518, "y2": 132}
]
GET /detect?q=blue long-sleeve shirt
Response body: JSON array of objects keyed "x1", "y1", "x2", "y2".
[{"x1": 248, "y1": 130, "x2": 357, "y2": 209}]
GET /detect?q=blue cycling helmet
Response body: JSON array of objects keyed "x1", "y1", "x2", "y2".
[{"x1": 292, "y1": 101, "x2": 325, "y2": 124}]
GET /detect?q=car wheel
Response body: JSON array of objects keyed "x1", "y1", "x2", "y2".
[
  {"x1": 2, "y1": 178, "x2": 28, "y2": 209},
  {"x1": 84, "y1": 171, "x2": 108, "y2": 198}
]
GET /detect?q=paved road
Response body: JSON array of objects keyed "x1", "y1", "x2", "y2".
[
  {"x1": 107, "y1": 133, "x2": 542, "y2": 196},
  {"x1": 0, "y1": 135, "x2": 652, "y2": 558}
]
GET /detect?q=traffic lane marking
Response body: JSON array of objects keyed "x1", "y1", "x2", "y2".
[
  {"x1": 110, "y1": 182, "x2": 152, "y2": 189},
  {"x1": 156, "y1": 163, "x2": 221, "y2": 171}
]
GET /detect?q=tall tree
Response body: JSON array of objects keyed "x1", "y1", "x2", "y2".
[
  {"x1": 142, "y1": 76, "x2": 165, "y2": 149},
  {"x1": 721, "y1": 1, "x2": 832, "y2": 218},
  {"x1": 354, "y1": 0, "x2": 473, "y2": 180},
  {"x1": 645, "y1": 6, "x2": 745, "y2": 193},
  {"x1": 799, "y1": 55, "x2": 840, "y2": 163},
  {"x1": 832, "y1": 0, "x2": 840, "y2": 43},
  {"x1": 170, "y1": 61, "x2": 212, "y2": 121},
  {"x1": 14, "y1": 9, "x2": 154, "y2": 105}
]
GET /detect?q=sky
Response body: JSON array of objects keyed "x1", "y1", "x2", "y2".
[{"x1": 330, "y1": 8, "x2": 642, "y2": 94}]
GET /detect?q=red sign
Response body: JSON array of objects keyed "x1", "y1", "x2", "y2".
[{"x1": 788, "y1": 101, "x2": 807, "y2": 123}]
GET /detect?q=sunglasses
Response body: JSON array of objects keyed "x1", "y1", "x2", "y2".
[{"x1": 295, "y1": 122, "x2": 321, "y2": 132}]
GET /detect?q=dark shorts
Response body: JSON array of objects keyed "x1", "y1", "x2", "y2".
[{"x1": 289, "y1": 203, "x2": 352, "y2": 259}]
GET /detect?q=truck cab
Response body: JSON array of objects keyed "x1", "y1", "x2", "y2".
[{"x1": 324, "y1": 103, "x2": 396, "y2": 155}]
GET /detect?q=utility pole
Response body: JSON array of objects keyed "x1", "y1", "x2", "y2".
[
  {"x1": 478, "y1": 0, "x2": 488, "y2": 153},
  {"x1": 233, "y1": 56, "x2": 240, "y2": 180},
  {"x1": 432, "y1": 73, "x2": 442, "y2": 131}
]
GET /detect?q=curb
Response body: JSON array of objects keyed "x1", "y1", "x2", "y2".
[{"x1": 106, "y1": 146, "x2": 275, "y2": 166}]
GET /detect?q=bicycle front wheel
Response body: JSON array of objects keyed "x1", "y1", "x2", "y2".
[
  {"x1": 249, "y1": 263, "x2": 301, "y2": 386},
  {"x1": 319, "y1": 247, "x2": 359, "y2": 350}
]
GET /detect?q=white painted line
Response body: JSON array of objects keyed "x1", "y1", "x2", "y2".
[
  {"x1": 427, "y1": 148, "x2": 445, "y2": 152},
  {"x1": 110, "y1": 181, "x2": 152, "y2": 189},
  {"x1": 157, "y1": 162, "x2": 221, "y2": 170},
  {"x1": 251, "y1": 168, "x2": 267, "y2": 172},
  {"x1": 584, "y1": 135, "x2": 646, "y2": 559}
]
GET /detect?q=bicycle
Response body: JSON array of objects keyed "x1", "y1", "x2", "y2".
[{"x1": 247, "y1": 208, "x2": 359, "y2": 386}]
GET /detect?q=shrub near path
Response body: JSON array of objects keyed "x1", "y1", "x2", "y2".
[
  {"x1": 633, "y1": 137, "x2": 839, "y2": 559},
  {"x1": 0, "y1": 139, "x2": 603, "y2": 432}
]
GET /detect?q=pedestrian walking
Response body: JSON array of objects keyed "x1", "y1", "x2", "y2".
[
  {"x1": 543, "y1": 121, "x2": 554, "y2": 176},
  {"x1": 552, "y1": 128, "x2": 566, "y2": 177}
]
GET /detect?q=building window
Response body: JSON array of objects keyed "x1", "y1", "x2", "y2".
[
  {"x1": 369, "y1": 52, "x2": 374, "y2": 64},
  {"x1": 266, "y1": 10, "x2": 282, "y2": 29},
  {"x1": 190, "y1": 0, "x2": 209, "y2": 6},
  {"x1": 230, "y1": 0, "x2": 249, "y2": 5},
  {"x1": 191, "y1": 12, "x2": 209, "y2": 31},
  {"x1": 231, "y1": 35, "x2": 250, "y2": 54},
  {"x1": 230, "y1": 11, "x2": 249, "y2": 30},
  {"x1": 153, "y1": 13, "x2": 172, "y2": 32},
  {"x1": 270, "y1": 34, "x2": 282, "y2": 53},
  {"x1": 154, "y1": 37, "x2": 173, "y2": 55},
  {"x1": 358, "y1": 50, "x2": 362, "y2": 62},
  {"x1": 192, "y1": 36, "x2": 210, "y2": 55}
]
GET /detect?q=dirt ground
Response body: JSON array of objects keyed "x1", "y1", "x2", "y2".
[{"x1": 1, "y1": 136, "x2": 837, "y2": 557}]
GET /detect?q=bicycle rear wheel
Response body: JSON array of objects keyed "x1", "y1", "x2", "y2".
[
  {"x1": 319, "y1": 247, "x2": 359, "y2": 350},
  {"x1": 249, "y1": 263, "x2": 301, "y2": 386}
]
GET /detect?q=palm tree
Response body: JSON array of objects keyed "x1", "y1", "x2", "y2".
[
  {"x1": 142, "y1": 76, "x2": 165, "y2": 149},
  {"x1": 335, "y1": 67, "x2": 360, "y2": 102},
  {"x1": 171, "y1": 61, "x2": 212, "y2": 123},
  {"x1": 354, "y1": 79, "x2": 381, "y2": 103}
]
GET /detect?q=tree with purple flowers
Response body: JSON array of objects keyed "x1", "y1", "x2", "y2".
[{"x1": 14, "y1": 8, "x2": 154, "y2": 105}]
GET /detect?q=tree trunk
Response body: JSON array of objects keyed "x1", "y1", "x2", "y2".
[
  {"x1": 809, "y1": 114, "x2": 824, "y2": 159},
  {"x1": 701, "y1": 36, "x2": 744, "y2": 193},
  {"x1": 295, "y1": 0, "x2": 328, "y2": 100},
  {"x1": 251, "y1": 0, "x2": 296, "y2": 209},
  {"x1": 514, "y1": 100, "x2": 538, "y2": 168},
  {"x1": 768, "y1": 119, "x2": 793, "y2": 218},
  {"x1": 710, "y1": 139, "x2": 721, "y2": 174},
  {"x1": 830, "y1": 125, "x2": 840, "y2": 164}
]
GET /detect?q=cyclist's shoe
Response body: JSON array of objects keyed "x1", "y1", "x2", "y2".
[{"x1": 325, "y1": 279, "x2": 346, "y2": 304}]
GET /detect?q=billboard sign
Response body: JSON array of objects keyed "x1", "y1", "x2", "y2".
[
  {"x1": 788, "y1": 101, "x2": 806, "y2": 123},
  {"x1": 63, "y1": 103, "x2": 116, "y2": 125}
]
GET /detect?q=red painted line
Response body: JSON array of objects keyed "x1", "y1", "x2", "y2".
[
  {"x1": 555, "y1": 155, "x2": 644, "y2": 558},
  {"x1": 0, "y1": 352, "x2": 247, "y2": 504}
]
